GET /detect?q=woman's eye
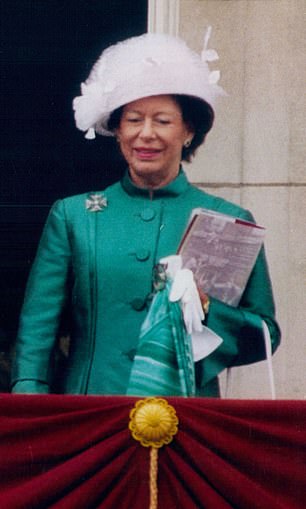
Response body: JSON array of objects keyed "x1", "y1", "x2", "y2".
[
  {"x1": 127, "y1": 117, "x2": 141, "y2": 123},
  {"x1": 156, "y1": 119, "x2": 171, "y2": 125}
]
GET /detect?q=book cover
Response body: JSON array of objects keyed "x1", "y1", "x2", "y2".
[{"x1": 178, "y1": 208, "x2": 265, "y2": 307}]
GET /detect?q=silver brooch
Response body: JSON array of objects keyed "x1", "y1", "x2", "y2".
[{"x1": 85, "y1": 193, "x2": 108, "y2": 212}]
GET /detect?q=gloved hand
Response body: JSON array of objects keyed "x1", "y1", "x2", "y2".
[
  {"x1": 159, "y1": 255, "x2": 223, "y2": 361},
  {"x1": 159, "y1": 255, "x2": 204, "y2": 334}
]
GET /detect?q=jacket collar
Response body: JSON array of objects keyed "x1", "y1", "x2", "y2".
[{"x1": 121, "y1": 167, "x2": 190, "y2": 198}]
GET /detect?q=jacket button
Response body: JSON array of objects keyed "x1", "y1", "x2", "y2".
[
  {"x1": 136, "y1": 249, "x2": 150, "y2": 261},
  {"x1": 131, "y1": 298, "x2": 146, "y2": 311},
  {"x1": 140, "y1": 208, "x2": 156, "y2": 221}
]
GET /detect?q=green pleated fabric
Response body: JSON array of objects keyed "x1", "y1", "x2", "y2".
[{"x1": 126, "y1": 281, "x2": 196, "y2": 397}]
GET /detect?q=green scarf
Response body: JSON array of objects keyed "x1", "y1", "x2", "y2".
[{"x1": 127, "y1": 277, "x2": 196, "y2": 397}]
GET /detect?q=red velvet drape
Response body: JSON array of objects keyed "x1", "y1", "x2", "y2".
[{"x1": 0, "y1": 395, "x2": 305, "y2": 508}]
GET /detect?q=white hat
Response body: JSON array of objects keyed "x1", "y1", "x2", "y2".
[{"x1": 73, "y1": 27, "x2": 225, "y2": 139}]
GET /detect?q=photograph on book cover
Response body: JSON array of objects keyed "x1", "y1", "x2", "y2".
[{"x1": 179, "y1": 208, "x2": 265, "y2": 306}]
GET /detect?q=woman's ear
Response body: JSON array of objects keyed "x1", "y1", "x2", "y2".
[
  {"x1": 186, "y1": 122, "x2": 195, "y2": 140},
  {"x1": 184, "y1": 138, "x2": 193, "y2": 148},
  {"x1": 184, "y1": 124, "x2": 194, "y2": 147}
]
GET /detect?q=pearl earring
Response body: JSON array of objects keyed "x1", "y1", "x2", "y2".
[{"x1": 184, "y1": 139, "x2": 191, "y2": 148}]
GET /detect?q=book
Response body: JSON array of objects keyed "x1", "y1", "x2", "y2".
[{"x1": 177, "y1": 208, "x2": 265, "y2": 307}]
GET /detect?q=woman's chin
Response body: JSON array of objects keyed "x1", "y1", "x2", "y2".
[{"x1": 131, "y1": 162, "x2": 162, "y2": 177}]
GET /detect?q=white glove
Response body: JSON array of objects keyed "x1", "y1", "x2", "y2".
[
  {"x1": 160, "y1": 255, "x2": 223, "y2": 360},
  {"x1": 159, "y1": 255, "x2": 204, "y2": 334}
]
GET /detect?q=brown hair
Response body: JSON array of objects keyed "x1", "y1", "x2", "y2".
[{"x1": 172, "y1": 95, "x2": 214, "y2": 161}]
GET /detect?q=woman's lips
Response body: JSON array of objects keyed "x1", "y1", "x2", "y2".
[{"x1": 134, "y1": 147, "x2": 162, "y2": 160}]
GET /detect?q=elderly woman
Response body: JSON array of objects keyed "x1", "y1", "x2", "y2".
[{"x1": 11, "y1": 31, "x2": 280, "y2": 397}]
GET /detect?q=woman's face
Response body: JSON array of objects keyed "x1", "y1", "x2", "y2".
[{"x1": 116, "y1": 95, "x2": 193, "y2": 189}]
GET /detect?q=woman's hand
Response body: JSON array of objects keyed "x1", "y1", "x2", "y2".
[{"x1": 159, "y1": 255, "x2": 205, "y2": 334}]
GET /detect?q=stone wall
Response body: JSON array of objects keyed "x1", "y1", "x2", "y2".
[{"x1": 179, "y1": 0, "x2": 306, "y2": 398}]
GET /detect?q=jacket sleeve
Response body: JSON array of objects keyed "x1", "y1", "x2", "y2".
[
  {"x1": 11, "y1": 199, "x2": 72, "y2": 393},
  {"x1": 199, "y1": 211, "x2": 281, "y2": 387}
]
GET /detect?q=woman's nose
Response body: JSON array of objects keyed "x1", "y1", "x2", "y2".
[{"x1": 139, "y1": 119, "x2": 155, "y2": 139}]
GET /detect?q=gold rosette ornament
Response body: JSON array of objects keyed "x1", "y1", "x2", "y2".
[{"x1": 129, "y1": 398, "x2": 179, "y2": 509}]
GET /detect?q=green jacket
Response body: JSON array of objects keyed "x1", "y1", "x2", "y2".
[{"x1": 11, "y1": 170, "x2": 280, "y2": 396}]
